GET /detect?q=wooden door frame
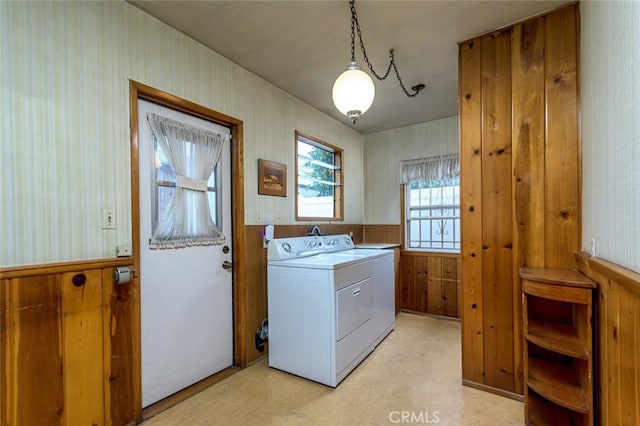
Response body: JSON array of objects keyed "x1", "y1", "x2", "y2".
[{"x1": 128, "y1": 81, "x2": 247, "y2": 415}]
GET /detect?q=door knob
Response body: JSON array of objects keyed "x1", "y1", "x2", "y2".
[{"x1": 222, "y1": 260, "x2": 233, "y2": 271}]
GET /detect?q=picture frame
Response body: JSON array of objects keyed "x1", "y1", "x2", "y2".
[{"x1": 258, "y1": 159, "x2": 287, "y2": 197}]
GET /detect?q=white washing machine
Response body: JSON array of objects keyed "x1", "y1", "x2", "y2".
[{"x1": 267, "y1": 234, "x2": 395, "y2": 387}]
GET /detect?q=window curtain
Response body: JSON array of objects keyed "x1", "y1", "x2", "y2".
[
  {"x1": 400, "y1": 154, "x2": 459, "y2": 184},
  {"x1": 147, "y1": 113, "x2": 229, "y2": 249}
]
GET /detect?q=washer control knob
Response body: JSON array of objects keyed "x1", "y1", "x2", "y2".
[{"x1": 282, "y1": 242, "x2": 292, "y2": 252}]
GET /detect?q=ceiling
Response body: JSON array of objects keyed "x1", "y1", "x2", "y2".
[{"x1": 128, "y1": 0, "x2": 570, "y2": 134}]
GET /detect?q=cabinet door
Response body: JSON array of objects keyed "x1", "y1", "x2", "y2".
[{"x1": 442, "y1": 258, "x2": 458, "y2": 317}]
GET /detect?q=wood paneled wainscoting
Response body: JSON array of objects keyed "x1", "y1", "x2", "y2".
[
  {"x1": 1, "y1": 259, "x2": 138, "y2": 426},
  {"x1": 576, "y1": 252, "x2": 640, "y2": 425},
  {"x1": 399, "y1": 252, "x2": 461, "y2": 319}
]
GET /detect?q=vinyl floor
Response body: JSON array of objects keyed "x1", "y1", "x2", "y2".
[{"x1": 142, "y1": 312, "x2": 523, "y2": 426}]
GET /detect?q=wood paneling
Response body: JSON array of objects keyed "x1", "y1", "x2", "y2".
[
  {"x1": 363, "y1": 225, "x2": 401, "y2": 244},
  {"x1": 577, "y1": 253, "x2": 640, "y2": 426},
  {"x1": 458, "y1": 4, "x2": 580, "y2": 396},
  {"x1": 544, "y1": 6, "x2": 580, "y2": 269},
  {"x1": 481, "y1": 30, "x2": 514, "y2": 392},
  {"x1": 427, "y1": 257, "x2": 442, "y2": 315},
  {"x1": 398, "y1": 252, "x2": 460, "y2": 319},
  {"x1": 1, "y1": 275, "x2": 64, "y2": 426},
  {"x1": 103, "y1": 268, "x2": 138, "y2": 426},
  {"x1": 512, "y1": 16, "x2": 545, "y2": 394},
  {"x1": 459, "y1": 34, "x2": 485, "y2": 385},
  {"x1": 442, "y1": 258, "x2": 459, "y2": 318},
  {"x1": 394, "y1": 248, "x2": 401, "y2": 313},
  {"x1": 244, "y1": 225, "x2": 269, "y2": 364},
  {"x1": 62, "y1": 270, "x2": 104, "y2": 425},
  {"x1": 1, "y1": 262, "x2": 137, "y2": 426}
]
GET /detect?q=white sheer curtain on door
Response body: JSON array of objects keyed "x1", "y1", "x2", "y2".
[{"x1": 147, "y1": 113, "x2": 228, "y2": 249}]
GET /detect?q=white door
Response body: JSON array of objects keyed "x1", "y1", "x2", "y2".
[{"x1": 137, "y1": 99, "x2": 233, "y2": 407}]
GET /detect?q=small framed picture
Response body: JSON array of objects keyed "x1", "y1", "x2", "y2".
[{"x1": 258, "y1": 159, "x2": 286, "y2": 197}]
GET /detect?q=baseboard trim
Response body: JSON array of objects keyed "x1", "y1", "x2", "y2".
[{"x1": 462, "y1": 379, "x2": 524, "y2": 402}]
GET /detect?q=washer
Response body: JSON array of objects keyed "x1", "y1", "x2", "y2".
[{"x1": 267, "y1": 234, "x2": 395, "y2": 387}]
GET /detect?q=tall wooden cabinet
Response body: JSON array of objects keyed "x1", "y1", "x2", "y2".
[{"x1": 521, "y1": 267, "x2": 596, "y2": 425}]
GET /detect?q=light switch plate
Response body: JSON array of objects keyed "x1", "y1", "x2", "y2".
[{"x1": 102, "y1": 208, "x2": 116, "y2": 229}]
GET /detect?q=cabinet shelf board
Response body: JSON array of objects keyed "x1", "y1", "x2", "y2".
[
  {"x1": 527, "y1": 358, "x2": 590, "y2": 414},
  {"x1": 526, "y1": 390, "x2": 588, "y2": 426},
  {"x1": 526, "y1": 319, "x2": 589, "y2": 359}
]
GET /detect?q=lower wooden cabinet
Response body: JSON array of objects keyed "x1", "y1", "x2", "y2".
[
  {"x1": 400, "y1": 253, "x2": 460, "y2": 318},
  {"x1": 520, "y1": 267, "x2": 596, "y2": 426}
]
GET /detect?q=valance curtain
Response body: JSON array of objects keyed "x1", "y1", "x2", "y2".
[
  {"x1": 400, "y1": 154, "x2": 459, "y2": 184},
  {"x1": 147, "y1": 113, "x2": 228, "y2": 249}
]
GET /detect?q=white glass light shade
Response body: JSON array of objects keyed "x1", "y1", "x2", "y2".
[{"x1": 332, "y1": 62, "x2": 375, "y2": 122}]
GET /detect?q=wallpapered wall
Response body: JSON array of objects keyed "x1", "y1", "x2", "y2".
[
  {"x1": 0, "y1": 1, "x2": 363, "y2": 267},
  {"x1": 362, "y1": 116, "x2": 459, "y2": 224},
  {"x1": 581, "y1": 1, "x2": 640, "y2": 273}
]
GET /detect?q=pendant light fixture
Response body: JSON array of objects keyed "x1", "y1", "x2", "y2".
[{"x1": 332, "y1": 0, "x2": 426, "y2": 124}]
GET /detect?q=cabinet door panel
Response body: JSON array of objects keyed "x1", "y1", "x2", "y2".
[{"x1": 443, "y1": 279, "x2": 458, "y2": 317}]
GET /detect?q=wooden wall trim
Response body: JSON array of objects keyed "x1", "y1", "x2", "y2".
[
  {"x1": 576, "y1": 251, "x2": 640, "y2": 294},
  {"x1": 400, "y1": 251, "x2": 460, "y2": 259},
  {"x1": 576, "y1": 250, "x2": 640, "y2": 425},
  {"x1": 0, "y1": 258, "x2": 134, "y2": 278},
  {"x1": 461, "y1": 379, "x2": 524, "y2": 402}
]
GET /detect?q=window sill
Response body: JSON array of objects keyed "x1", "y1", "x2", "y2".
[{"x1": 401, "y1": 249, "x2": 460, "y2": 258}]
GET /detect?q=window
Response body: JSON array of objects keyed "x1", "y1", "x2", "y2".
[
  {"x1": 295, "y1": 131, "x2": 343, "y2": 220},
  {"x1": 153, "y1": 141, "x2": 220, "y2": 230},
  {"x1": 402, "y1": 155, "x2": 460, "y2": 251},
  {"x1": 147, "y1": 113, "x2": 227, "y2": 249}
]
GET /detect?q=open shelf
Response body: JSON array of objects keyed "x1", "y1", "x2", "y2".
[
  {"x1": 521, "y1": 267, "x2": 595, "y2": 425},
  {"x1": 526, "y1": 319, "x2": 589, "y2": 359},
  {"x1": 527, "y1": 390, "x2": 589, "y2": 426},
  {"x1": 527, "y1": 354, "x2": 590, "y2": 413}
]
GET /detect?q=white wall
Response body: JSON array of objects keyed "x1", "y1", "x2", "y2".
[
  {"x1": 581, "y1": 1, "x2": 640, "y2": 273},
  {"x1": 0, "y1": 1, "x2": 363, "y2": 267},
  {"x1": 362, "y1": 116, "x2": 459, "y2": 224}
]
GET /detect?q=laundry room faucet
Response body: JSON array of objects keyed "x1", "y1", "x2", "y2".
[{"x1": 308, "y1": 225, "x2": 322, "y2": 236}]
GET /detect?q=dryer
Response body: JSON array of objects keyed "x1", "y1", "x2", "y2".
[{"x1": 267, "y1": 234, "x2": 395, "y2": 387}]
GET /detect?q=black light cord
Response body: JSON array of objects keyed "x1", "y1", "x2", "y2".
[{"x1": 348, "y1": 0, "x2": 425, "y2": 97}]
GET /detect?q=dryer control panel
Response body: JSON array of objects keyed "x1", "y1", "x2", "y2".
[{"x1": 267, "y1": 234, "x2": 354, "y2": 261}]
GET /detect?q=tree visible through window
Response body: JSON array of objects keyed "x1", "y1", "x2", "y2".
[{"x1": 296, "y1": 131, "x2": 343, "y2": 220}]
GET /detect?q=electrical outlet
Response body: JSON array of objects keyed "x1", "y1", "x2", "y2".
[
  {"x1": 116, "y1": 245, "x2": 131, "y2": 256},
  {"x1": 590, "y1": 238, "x2": 596, "y2": 257},
  {"x1": 102, "y1": 208, "x2": 116, "y2": 229}
]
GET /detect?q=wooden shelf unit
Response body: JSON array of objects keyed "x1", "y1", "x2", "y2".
[{"x1": 521, "y1": 267, "x2": 596, "y2": 426}]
